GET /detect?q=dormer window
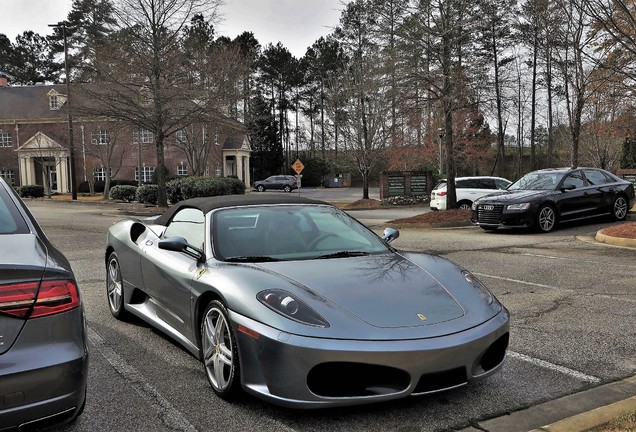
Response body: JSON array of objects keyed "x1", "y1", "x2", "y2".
[{"x1": 50, "y1": 95, "x2": 59, "y2": 110}]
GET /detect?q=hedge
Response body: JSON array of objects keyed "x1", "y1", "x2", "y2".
[
  {"x1": 17, "y1": 185, "x2": 45, "y2": 198},
  {"x1": 136, "y1": 184, "x2": 158, "y2": 205},
  {"x1": 109, "y1": 185, "x2": 138, "y2": 202},
  {"x1": 166, "y1": 177, "x2": 245, "y2": 203}
]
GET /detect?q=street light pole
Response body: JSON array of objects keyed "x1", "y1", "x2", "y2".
[{"x1": 49, "y1": 21, "x2": 77, "y2": 200}]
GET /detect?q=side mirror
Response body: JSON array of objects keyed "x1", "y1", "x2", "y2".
[
  {"x1": 561, "y1": 184, "x2": 576, "y2": 191},
  {"x1": 159, "y1": 236, "x2": 205, "y2": 261},
  {"x1": 382, "y1": 227, "x2": 400, "y2": 244}
]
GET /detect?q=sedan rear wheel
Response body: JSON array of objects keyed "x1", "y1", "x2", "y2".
[
  {"x1": 106, "y1": 252, "x2": 129, "y2": 320},
  {"x1": 612, "y1": 196, "x2": 628, "y2": 221},
  {"x1": 536, "y1": 205, "x2": 556, "y2": 233},
  {"x1": 284, "y1": 185, "x2": 292, "y2": 193},
  {"x1": 201, "y1": 301, "x2": 240, "y2": 398}
]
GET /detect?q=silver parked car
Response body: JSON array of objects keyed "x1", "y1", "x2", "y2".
[
  {"x1": 105, "y1": 194, "x2": 509, "y2": 408},
  {"x1": 0, "y1": 177, "x2": 88, "y2": 429},
  {"x1": 430, "y1": 176, "x2": 511, "y2": 210},
  {"x1": 253, "y1": 175, "x2": 298, "y2": 192}
]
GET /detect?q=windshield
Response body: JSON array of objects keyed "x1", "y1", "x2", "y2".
[
  {"x1": 212, "y1": 205, "x2": 390, "y2": 261},
  {"x1": 508, "y1": 172, "x2": 564, "y2": 191}
]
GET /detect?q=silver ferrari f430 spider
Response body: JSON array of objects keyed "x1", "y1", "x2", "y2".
[{"x1": 105, "y1": 194, "x2": 509, "y2": 408}]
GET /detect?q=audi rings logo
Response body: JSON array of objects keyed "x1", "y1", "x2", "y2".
[{"x1": 483, "y1": 205, "x2": 495, "y2": 211}]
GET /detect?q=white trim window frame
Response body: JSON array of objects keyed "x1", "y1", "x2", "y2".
[
  {"x1": 0, "y1": 131, "x2": 12, "y2": 147},
  {"x1": 91, "y1": 129, "x2": 109, "y2": 145}
]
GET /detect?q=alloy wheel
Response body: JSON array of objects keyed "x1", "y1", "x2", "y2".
[{"x1": 202, "y1": 306, "x2": 235, "y2": 392}]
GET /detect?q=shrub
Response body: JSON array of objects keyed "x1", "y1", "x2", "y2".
[
  {"x1": 381, "y1": 195, "x2": 429, "y2": 206},
  {"x1": 166, "y1": 176, "x2": 245, "y2": 203},
  {"x1": 109, "y1": 185, "x2": 138, "y2": 202},
  {"x1": 17, "y1": 185, "x2": 44, "y2": 198},
  {"x1": 136, "y1": 184, "x2": 158, "y2": 205}
]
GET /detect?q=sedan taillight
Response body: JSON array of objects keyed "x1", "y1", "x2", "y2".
[{"x1": 0, "y1": 280, "x2": 80, "y2": 319}]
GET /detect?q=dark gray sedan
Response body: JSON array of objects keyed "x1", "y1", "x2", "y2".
[
  {"x1": 105, "y1": 194, "x2": 509, "y2": 408},
  {"x1": 0, "y1": 178, "x2": 88, "y2": 429},
  {"x1": 472, "y1": 167, "x2": 635, "y2": 232}
]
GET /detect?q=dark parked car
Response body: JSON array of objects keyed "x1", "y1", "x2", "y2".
[
  {"x1": 253, "y1": 175, "x2": 298, "y2": 192},
  {"x1": 472, "y1": 167, "x2": 635, "y2": 233},
  {"x1": 105, "y1": 194, "x2": 509, "y2": 408},
  {"x1": 0, "y1": 177, "x2": 88, "y2": 429}
]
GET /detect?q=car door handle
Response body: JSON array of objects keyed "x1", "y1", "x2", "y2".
[{"x1": 145, "y1": 240, "x2": 153, "y2": 246}]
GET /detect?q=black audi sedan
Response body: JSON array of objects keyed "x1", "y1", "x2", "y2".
[
  {"x1": 471, "y1": 167, "x2": 635, "y2": 233},
  {"x1": 0, "y1": 177, "x2": 88, "y2": 429}
]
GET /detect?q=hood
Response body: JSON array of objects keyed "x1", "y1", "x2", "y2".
[
  {"x1": 258, "y1": 253, "x2": 465, "y2": 328},
  {"x1": 480, "y1": 189, "x2": 552, "y2": 203},
  {"x1": 0, "y1": 234, "x2": 49, "y2": 355}
]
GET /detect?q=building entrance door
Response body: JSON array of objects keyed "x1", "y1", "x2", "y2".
[{"x1": 43, "y1": 161, "x2": 58, "y2": 193}]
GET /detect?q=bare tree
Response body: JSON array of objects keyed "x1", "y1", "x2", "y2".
[
  {"x1": 77, "y1": 0, "x2": 225, "y2": 207},
  {"x1": 82, "y1": 121, "x2": 126, "y2": 199}
]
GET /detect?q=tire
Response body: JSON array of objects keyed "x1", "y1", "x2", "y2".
[
  {"x1": 201, "y1": 300, "x2": 240, "y2": 399},
  {"x1": 284, "y1": 185, "x2": 292, "y2": 193},
  {"x1": 536, "y1": 205, "x2": 556, "y2": 233},
  {"x1": 106, "y1": 252, "x2": 130, "y2": 320},
  {"x1": 612, "y1": 195, "x2": 628, "y2": 221},
  {"x1": 256, "y1": 185, "x2": 265, "y2": 192},
  {"x1": 457, "y1": 201, "x2": 472, "y2": 210}
]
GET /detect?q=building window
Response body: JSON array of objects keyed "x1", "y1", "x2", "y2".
[
  {"x1": 49, "y1": 95, "x2": 59, "y2": 110},
  {"x1": 0, "y1": 131, "x2": 11, "y2": 147},
  {"x1": 91, "y1": 130, "x2": 109, "y2": 145},
  {"x1": 94, "y1": 167, "x2": 110, "y2": 181},
  {"x1": 177, "y1": 164, "x2": 188, "y2": 176},
  {"x1": 0, "y1": 169, "x2": 15, "y2": 185},
  {"x1": 135, "y1": 166, "x2": 155, "y2": 183},
  {"x1": 176, "y1": 129, "x2": 187, "y2": 142},
  {"x1": 133, "y1": 129, "x2": 153, "y2": 144}
]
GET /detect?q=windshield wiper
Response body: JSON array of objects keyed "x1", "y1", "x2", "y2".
[
  {"x1": 225, "y1": 256, "x2": 282, "y2": 262},
  {"x1": 315, "y1": 251, "x2": 369, "y2": 259}
]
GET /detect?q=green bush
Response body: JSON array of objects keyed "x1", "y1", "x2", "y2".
[
  {"x1": 136, "y1": 184, "x2": 158, "y2": 205},
  {"x1": 109, "y1": 185, "x2": 138, "y2": 202},
  {"x1": 166, "y1": 177, "x2": 245, "y2": 203},
  {"x1": 17, "y1": 185, "x2": 45, "y2": 198}
]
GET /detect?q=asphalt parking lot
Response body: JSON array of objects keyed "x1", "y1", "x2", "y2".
[{"x1": 22, "y1": 194, "x2": 636, "y2": 432}]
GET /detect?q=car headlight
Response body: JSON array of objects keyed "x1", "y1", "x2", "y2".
[
  {"x1": 507, "y1": 203, "x2": 530, "y2": 211},
  {"x1": 257, "y1": 289, "x2": 330, "y2": 327},
  {"x1": 462, "y1": 271, "x2": 493, "y2": 305}
]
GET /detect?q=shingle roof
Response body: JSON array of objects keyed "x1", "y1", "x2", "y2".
[{"x1": 0, "y1": 84, "x2": 69, "y2": 122}]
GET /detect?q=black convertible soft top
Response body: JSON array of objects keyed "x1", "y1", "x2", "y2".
[{"x1": 153, "y1": 194, "x2": 330, "y2": 226}]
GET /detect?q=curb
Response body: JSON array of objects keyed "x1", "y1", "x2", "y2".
[
  {"x1": 456, "y1": 375, "x2": 636, "y2": 432},
  {"x1": 595, "y1": 229, "x2": 636, "y2": 248}
]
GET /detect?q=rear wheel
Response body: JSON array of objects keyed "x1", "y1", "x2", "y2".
[
  {"x1": 284, "y1": 185, "x2": 292, "y2": 193},
  {"x1": 457, "y1": 200, "x2": 472, "y2": 210},
  {"x1": 612, "y1": 195, "x2": 628, "y2": 221},
  {"x1": 106, "y1": 252, "x2": 130, "y2": 320},
  {"x1": 201, "y1": 300, "x2": 240, "y2": 399},
  {"x1": 536, "y1": 205, "x2": 556, "y2": 233}
]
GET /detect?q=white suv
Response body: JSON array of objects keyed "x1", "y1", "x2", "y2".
[{"x1": 430, "y1": 176, "x2": 511, "y2": 210}]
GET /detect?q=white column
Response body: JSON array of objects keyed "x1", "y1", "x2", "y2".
[
  {"x1": 236, "y1": 151, "x2": 243, "y2": 182},
  {"x1": 27, "y1": 157, "x2": 36, "y2": 185},
  {"x1": 57, "y1": 157, "x2": 69, "y2": 193}
]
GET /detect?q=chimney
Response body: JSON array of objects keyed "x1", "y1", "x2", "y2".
[{"x1": 0, "y1": 72, "x2": 8, "y2": 87}]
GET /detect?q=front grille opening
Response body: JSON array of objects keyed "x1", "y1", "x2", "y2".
[
  {"x1": 413, "y1": 367, "x2": 467, "y2": 394},
  {"x1": 307, "y1": 362, "x2": 410, "y2": 397},
  {"x1": 474, "y1": 333, "x2": 509, "y2": 375}
]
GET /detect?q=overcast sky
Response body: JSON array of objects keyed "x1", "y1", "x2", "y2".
[{"x1": 0, "y1": 0, "x2": 343, "y2": 58}]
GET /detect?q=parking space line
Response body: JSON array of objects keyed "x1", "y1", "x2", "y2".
[
  {"x1": 508, "y1": 351, "x2": 601, "y2": 383},
  {"x1": 88, "y1": 326, "x2": 198, "y2": 432},
  {"x1": 473, "y1": 273, "x2": 558, "y2": 289}
]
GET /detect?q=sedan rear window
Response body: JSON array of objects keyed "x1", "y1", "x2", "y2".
[{"x1": 0, "y1": 185, "x2": 29, "y2": 234}]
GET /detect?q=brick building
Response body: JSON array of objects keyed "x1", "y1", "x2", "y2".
[{"x1": 0, "y1": 72, "x2": 251, "y2": 192}]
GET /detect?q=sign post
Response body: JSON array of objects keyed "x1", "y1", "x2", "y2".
[{"x1": 292, "y1": 159, "x2": 304, "y2": 195}]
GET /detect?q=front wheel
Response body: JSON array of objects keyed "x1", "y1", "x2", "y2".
[
  {"x1": 612, "y1": 196, "x2": 628, "y2": 221},
  {"x1": 536, "y1": 205, "x2": 556, "y2": 233},
  {"x1": 201, "y1": 301, "x2": 240, "y2": 399},
  {"x1": 256, "y1": 185, "x2": 265, "y2": 192},
  {"x1": 106, "y1": 252, "x2": 130, "y2": 320},
  {"x1": 284, "y1": 185, "x2": 292, "y2": 193}
]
